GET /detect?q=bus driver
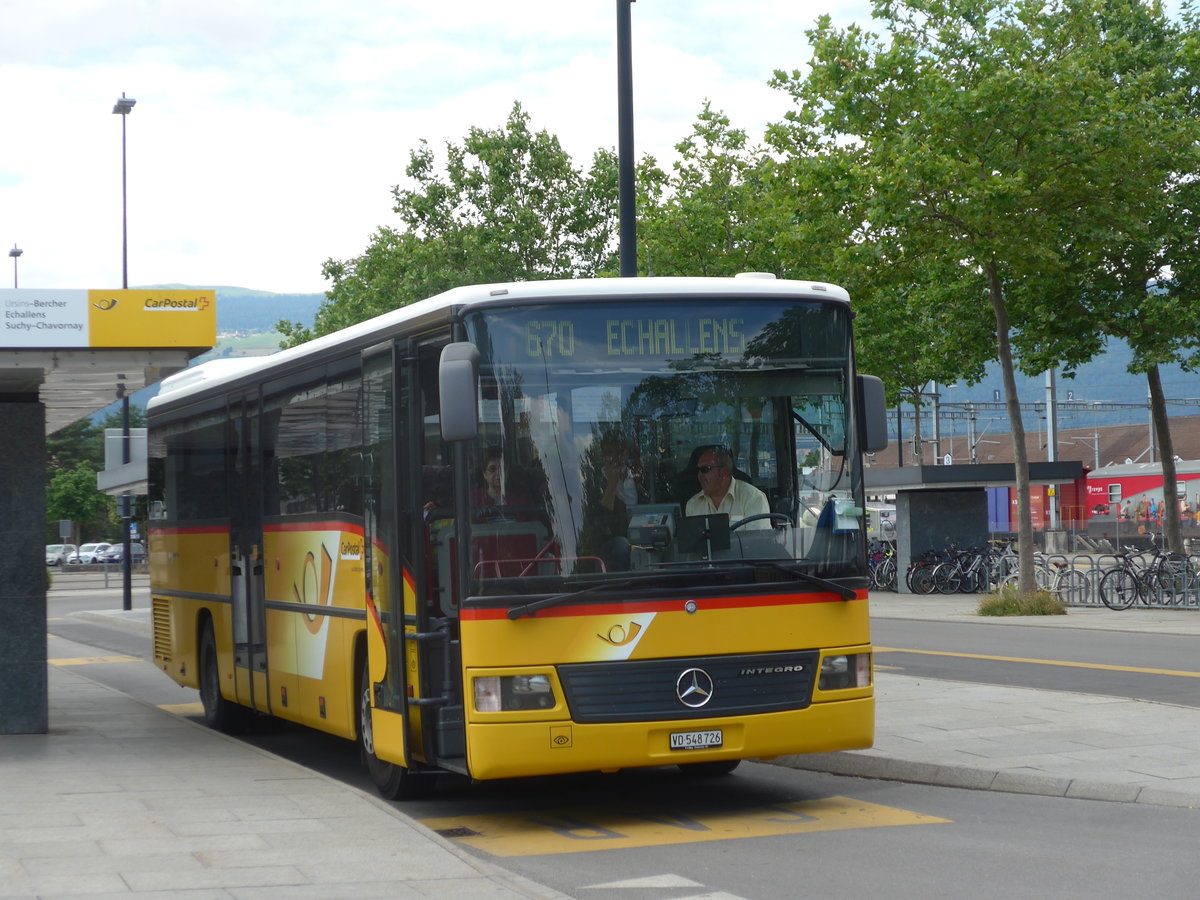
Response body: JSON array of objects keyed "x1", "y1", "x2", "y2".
[{"x1": 684, "y1": 446, "x2": 771, "y2": 530}]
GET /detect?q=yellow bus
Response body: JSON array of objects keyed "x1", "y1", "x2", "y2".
[{"x1": 148, "y1": 275, "x2": 888, "y2": 798}]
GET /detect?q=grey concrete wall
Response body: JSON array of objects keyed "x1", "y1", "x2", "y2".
[
  {"x1": 0, "y1": 401, "x2": 47, "y2": 733},
  {"x1": 896, "y1": 488, "x2": 989, "y2": 593}
]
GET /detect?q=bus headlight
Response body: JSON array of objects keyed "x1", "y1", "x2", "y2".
[
  {"x1": 818, "y1": 653, "x2": 871, "y2": 690},
  {"x1": 473, "y1": 674, "x2": 555, "y2": 712}
]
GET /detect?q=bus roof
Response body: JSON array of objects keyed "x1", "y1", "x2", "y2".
[{"x1": 148, "y1": 275, "x2": 850, "y2": 414}]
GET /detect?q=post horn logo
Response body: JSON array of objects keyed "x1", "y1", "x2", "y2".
[
  {"x1": 293, "y1": 543, "x2": 335, "y2": 634},
  {"x1": 597, "y1": 621, "x2": 642, "y2": 646}
]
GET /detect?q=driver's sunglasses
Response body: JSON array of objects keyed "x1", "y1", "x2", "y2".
[{"x1": 697, "y1": 464, "x2": 726, "y2": 474}]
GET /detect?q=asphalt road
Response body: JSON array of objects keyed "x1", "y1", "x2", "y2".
[
  {"x1": 44, "y1": 582, "x2": 1200, "y2": 899},
  {"x1": 873, "y1": 616, "x2": 1200, "y2": 707}
]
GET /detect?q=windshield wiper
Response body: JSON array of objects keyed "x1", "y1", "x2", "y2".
[
  {"x1": 752, "y1": 560, "x2": 858, "y2": 600},
  {"x1": 652, "y1": 558, "x2": 858, "y2": 601},
  {"x1": 506, "y1": 574, "x2": 682, "y2": 620}
]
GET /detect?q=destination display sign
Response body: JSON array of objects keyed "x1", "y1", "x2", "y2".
[
  {"x1": 525, "y1": 315, "x2": 747, "y2": 359},
  {"x1": 475, "y1": 300, "x2": 845, "y2": 365}
]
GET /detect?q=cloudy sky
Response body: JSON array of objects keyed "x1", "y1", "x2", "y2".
[{"x1": 1, "y1": 1, "x2": 878, "y2": 296}]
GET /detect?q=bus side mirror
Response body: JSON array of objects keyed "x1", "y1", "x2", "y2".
[
  {"x1": 439, "y1": 342, "x2": 480, "y2": 442},
  {"x1": 857, "y1": 374, "x2": 889, "y2": 453}
]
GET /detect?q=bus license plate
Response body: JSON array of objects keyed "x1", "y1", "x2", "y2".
[{"x1": 670, "y1": 729, "x2": 723, "y2": 750}]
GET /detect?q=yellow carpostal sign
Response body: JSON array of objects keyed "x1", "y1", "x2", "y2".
[{"x1": 1, "y1": 289, "x2": 215, "y2": 349}]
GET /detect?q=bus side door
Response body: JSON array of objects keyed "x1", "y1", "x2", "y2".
[
  {"x1": 228, "y1": 393, "x2": 269, "y2": 713},
  {"x1": 362, "y1": 338, "x2": 463, "y2": 771}
]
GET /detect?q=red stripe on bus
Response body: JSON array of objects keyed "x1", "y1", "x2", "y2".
[{"x1": 459, "y1": 591, "x2": 865, "y2": 620}]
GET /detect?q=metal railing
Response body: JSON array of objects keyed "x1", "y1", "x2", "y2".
[{"x1": 47, "y1": 564, "x2": 149, "y2": 591}]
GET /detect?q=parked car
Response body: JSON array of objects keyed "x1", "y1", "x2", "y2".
[
  {"x1": 45, "y1": 544, "x2": 78, "y2": 566},
  {"x1": 74, "y1": 542, "x2": 114, "y2": 564},
  {"x1": 98, "y1": 542, "x2": 146, "y2": 564}
]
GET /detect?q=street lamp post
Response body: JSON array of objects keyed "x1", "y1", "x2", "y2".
[
  {"x1": 7, "y1": 244, "x2": 20, "y2": 288},
  {"x1": 112, "y1": 93, "x2": 136, "y2": 610},
  {"x1": 112, "y1": 92, "x2": 136, "y2": 289}
]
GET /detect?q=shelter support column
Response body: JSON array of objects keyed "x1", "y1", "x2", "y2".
[
  {"x1": 0, "y1": 399, "x2": 47, "y2": 733},
  {"x1": 895, "y1": 488, "x2": 989, "y2": 593}
]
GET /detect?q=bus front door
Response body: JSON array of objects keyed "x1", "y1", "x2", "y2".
[
  {"x1": 229, "y1": 395, "x2": 269, "y2": 713},
  {"x1": 361, "y1": 339, "x2": 466, "y2": 777}
]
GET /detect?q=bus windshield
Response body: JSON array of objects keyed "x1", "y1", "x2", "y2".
[{"x1": 454, "y1": 297, "x2": 864, "y2": 596}]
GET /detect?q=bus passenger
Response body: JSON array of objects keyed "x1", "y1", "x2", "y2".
[
  {"x1": 579, "y1": 434, "x2": 645, "y2": 570},
  {"x1": 471, "y1": 446, "x2": 532, "y2": 522},
  {"x1": 685, "y1": 446, "x2": 771, "y2": 530}
]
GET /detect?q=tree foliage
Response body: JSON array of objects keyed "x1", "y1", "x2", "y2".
[
  {"x1": 280, "y1": 103, "x2": 622, "y2": 345},
  {"x1": 45, "y1": 411, "x2": 145, "y2": 541},
  {"x1": 46, "y1": 462, "x2": 110, "y2": 542},
  {"x1": 769, "y1": 0, "x2": 1200, "y2": 585},
  {"x1": 638, "y1": 104, "x2": 793, "y2": 277}
]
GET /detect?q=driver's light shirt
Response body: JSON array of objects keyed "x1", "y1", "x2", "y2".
[{"x1": 686, "y1": 479, "x2": 771, "y2": 529}]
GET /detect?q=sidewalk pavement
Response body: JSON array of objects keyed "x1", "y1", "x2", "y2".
[
  {"x1": 1, "y1": 662, "x2": 569, "y2": 900},
  {"x1": 777, "y1": 592, "x2": 1200, "y2": 809},
  {"x1": 10, "y1": 594, "x2": 1198, "y2": 899}
]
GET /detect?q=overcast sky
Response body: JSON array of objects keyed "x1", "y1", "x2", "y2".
[{"x1": 1, "y1": 1, "x2": 878, "y2": 295}]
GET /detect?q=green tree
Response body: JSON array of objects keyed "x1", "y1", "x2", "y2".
[
  {"x1": 47, "y1": 463, "x2": 109, "y2": 544},
  {"x1": 770, "y1": 0, "x2": 1197, "y2": 591},
  {"x1": 46, "y1": 420, "x2": 102, "y2": 474},
  {"x1": 281, "y1": 103, "x2": 621, "y2": 345},
  {"x1": 1008, "y1": 1, "x2": 1200, "y2": 553},
  {"x1": 638, "y1": 103, "x2": 792, "y2": 277}
]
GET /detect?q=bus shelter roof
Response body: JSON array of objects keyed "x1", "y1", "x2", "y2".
[{"x1": 865, "y1": 461, "x2": 1085, "y2": 493}]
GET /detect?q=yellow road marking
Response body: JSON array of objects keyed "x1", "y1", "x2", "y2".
[
  {"x1": 50, "y1": 656, "x2": 140, "y2": 667},
  {"x1": 159, "y1": 702, "x2": 205, "y2": 716},
  {"x1": 876, "y1": 646, "x2": 1200, "y2": 679},
  {"x1": 420, "y1": 796, "x2": 948, "y2": 856}
]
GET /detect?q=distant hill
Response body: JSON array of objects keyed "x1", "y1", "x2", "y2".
[
  {"x1": 901, "y1": 340, "x2": 1197, "y2": 431},
  {"x1": 147, "y1": 285, "x2": 324, "y2": 336}
]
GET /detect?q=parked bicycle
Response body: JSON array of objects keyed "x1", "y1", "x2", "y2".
[
  {"x1": 868, "y1": 540, "x2": 897, "y2": 592},
  {"x1": 931, "y1": 546, "x2": 992, "y2": 594},
  {"x1": 1099, "y1": 541, "x2": 1194, "y2": 610}
]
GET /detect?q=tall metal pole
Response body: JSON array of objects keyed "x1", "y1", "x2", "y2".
[
  {"x1": 930, "y1": 382, "x2": 942, "y2": 463},
  {"x1": 120, "y1": 386, "x2": 132, "y2": 611},
  {"x1": 7, "y1": 244, "x2": 20, "y2": 288},
  {"x1": 113, "y1": 93, "x2": 136, "y2": 610},
  {"x1": 112, "y1": 93, "x2": 136, "y2": 288},
  {"x1": 1046, "y1": 370, "x2": 1059, "y2": 531},
  {"x1": 616, "y1": 0, "x2": 637, "y2": 277}
]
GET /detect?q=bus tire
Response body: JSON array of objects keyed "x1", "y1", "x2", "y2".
[
  {"x1": 358, "y1": 661, "x2": 436, "y2": 800},
  {"x1": 678, "y1": 759, "x2": 741, "y2": 777},
  {"x1": 199, "y1": 621, "x2": 248, "y2": 734}
]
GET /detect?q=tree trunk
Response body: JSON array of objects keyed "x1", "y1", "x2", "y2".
[
  {"x1": 987, "y1": 265, "x2": 1036, "y2": 595},
  {"x1": 1148, "y1": 365, "x2": 1183, "y2": 553}
]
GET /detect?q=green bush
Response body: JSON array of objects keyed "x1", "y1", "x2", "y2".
[{"x1": 977, "y1": 585, "x2": 1067, "y2": 616}]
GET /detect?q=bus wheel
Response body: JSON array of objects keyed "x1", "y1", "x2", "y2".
[
  {"x1": 357, "y1": 662, "x2": 436, "y2": 800},
  {"x1": 199, "y1": 622, "x2": 247, "y2": 734},
  {"x1": 678, "y1": 759, "x2": 741, "y2": 777}
]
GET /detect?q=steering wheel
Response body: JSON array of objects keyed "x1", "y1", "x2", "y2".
[{"x1": 730, "y1": 513, "x2": 791, "y2": 531}]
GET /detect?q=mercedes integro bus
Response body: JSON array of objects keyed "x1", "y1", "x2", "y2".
[{"x1": 147, "y1": 274, "x2": 889, "y2": 798}]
